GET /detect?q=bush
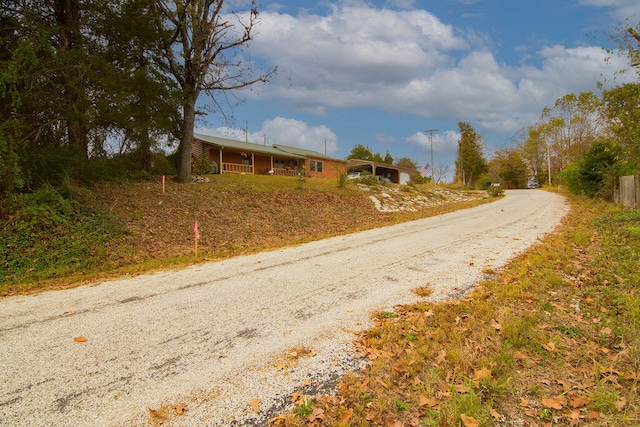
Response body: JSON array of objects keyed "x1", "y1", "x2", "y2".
[
  {"x1": 0, "y1": 185, "x2": 122, "y2": 286},
  {"x1": 337, "y1": 172, "x2": 348, "y2": 188},
  {"x1": 559, "y1": 140, "x2": 626, "y2": 199},
  {"x1": 191, "y1": 154, "x2": 213, "y2": 175}
]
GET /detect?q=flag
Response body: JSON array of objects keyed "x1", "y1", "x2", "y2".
[
  {"x1": 420, "y1": 163, "x2": 432, "y2": 177},
  {"x1": 194, "y1": 221, "x2": 200, "y2": 240}
]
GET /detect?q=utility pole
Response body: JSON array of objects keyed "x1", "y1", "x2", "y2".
[{"x1": 424, "y1": 129, "x2": 438, "y2": 183}]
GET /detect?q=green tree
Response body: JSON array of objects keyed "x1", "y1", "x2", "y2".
[
  {"x1": 540, "y1": 92, "x2": 602, "y2": 166},
  {"x1": 489, "y1": 148, "x2": 528, "y2": 189},
  {"x1": 0, "y1": 0, "x2": 180, "y2": 190},
  {"x1": 154, "y1": 0, "x2": 275, "y2": 183},
  {"x1": 394, "y1": 157, "x2": 418, "y2": 172},
  {"x1": 383, "y1": 151, "x2": 393, "y2": 165},
  {"x1": 521, "y1": 125, "x2": 547, "y2": 183},
  {"x1": 347, "y1": 144, "x2": 374, "y2": 160},
  {"x1": 602, "y1": 83, "x2": 640, "y2": 169},
  {"x1": 455, "y1": 122, "x2": 487, "y2": 187},
  {"x1": 560, "y1": 139, "x2": 622, "y2": 198}
]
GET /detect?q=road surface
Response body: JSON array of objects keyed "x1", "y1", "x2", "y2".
[{"x1": 0, "y1": 190, "x2": 568, "y2": 426}]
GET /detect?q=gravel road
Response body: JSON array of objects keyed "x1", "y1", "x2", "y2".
[{"x1": 0, "y1": 190, "x2": 568, "y2": 427}]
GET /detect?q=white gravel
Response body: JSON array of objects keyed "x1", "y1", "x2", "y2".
[{"x1": 0, "y1": 190, "x2": 568, "y2": 426}]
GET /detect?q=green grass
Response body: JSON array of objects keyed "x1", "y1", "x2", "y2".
[{"x1": 1, "y1": 184, "x2": 124, "y2": 292}]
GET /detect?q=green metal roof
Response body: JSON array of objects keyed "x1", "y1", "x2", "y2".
[
  {"x1": 194, "y1": 134, "x2": 345, "y2": 162},
  {"x1": 273, "y1": 144, "x2": 346, "y2": 162},
  {"x1": 194, "y1": 134, "x2": 305, "y2": 158}
]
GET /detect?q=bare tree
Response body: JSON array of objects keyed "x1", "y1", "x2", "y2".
[
  {"x1": 155, "y1": 0, "x2": 275, "y2": 182},
  {"x1": 433, "y1": 163, "x2": 451, "y2": 184}
]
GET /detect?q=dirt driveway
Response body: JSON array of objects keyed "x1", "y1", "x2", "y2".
[{"x1": 0, "y1": 190, "x2": 568, "y2": 426}]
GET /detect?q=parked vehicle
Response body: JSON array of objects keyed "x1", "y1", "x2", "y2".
[{"x1": 526, "y1": 178, "x2": 540, "y2": 189}]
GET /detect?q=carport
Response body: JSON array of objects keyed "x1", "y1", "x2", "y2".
[{"x1": 347, "y1": 159, "x2": 412, "y2": 184}]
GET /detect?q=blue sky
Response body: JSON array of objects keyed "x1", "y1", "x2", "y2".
[{"x1": 196, "y1": 0, "x2": 639, "y2": 178}]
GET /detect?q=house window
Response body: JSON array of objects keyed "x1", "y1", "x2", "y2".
[
  {"x1": 274, "y1": 159, "x2": 285, "y2": 169},
  {"x1": 310, "y1": 160, "x2": 323, "y2": 172}
]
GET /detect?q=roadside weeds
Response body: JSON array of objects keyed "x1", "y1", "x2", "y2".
[{"x1": 272, "y1": 195, "x2": 640, "y2": 426}]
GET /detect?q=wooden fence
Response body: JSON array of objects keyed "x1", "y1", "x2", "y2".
[{"x1": 615, "y1": 175, "x2": 640, "y2": 208}]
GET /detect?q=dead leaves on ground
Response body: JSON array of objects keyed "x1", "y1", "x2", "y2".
[{"x1": 147, "y1": 403, "x2": 188, "y2": 425}]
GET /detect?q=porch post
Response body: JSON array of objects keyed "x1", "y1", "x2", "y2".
[{"x1": 219, "y1": 148, "x2": 224, "y2": 174}]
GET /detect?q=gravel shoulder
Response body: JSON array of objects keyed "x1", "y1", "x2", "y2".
[{"x1": 0, "y1": 190, "x2": 568, "y2": 426}]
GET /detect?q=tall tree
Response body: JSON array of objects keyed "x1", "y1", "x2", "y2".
[
  {"x1": 602, "y1": 83, "x2": 640, "y2": 169},
  {"x1": 540, "y1": 92, "x2": 603, "y2": 165},
  {"x1": 347, "y1": 144, "x2": 374, "y2": 160},
  {"x1": 489, "y1": 147, "x2": 528, "y2": 189},
  {"x1": 154, "y1": 0, "x2": 275, "y2": 183},
  {"x1": 394, "y1": 157, "x2": 418, "y2": 171},
  {"x1": 521, "y1": 125, "x2": 547, "y2": 182},
  {"x1": 455, "y1": 122, "x2": 487, "y2": 187},
  {"x1": 383, "y1": 151, "x2": 393, "y2": 165}
]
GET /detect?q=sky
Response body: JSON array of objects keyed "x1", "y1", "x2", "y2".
[{"x1": 195, "y1": 0, "x2": 640, "y2": 179}]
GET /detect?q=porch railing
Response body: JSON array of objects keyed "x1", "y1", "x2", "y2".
[
  {"x1": 272, "y1": 168, "x2": 298, "y2": 176},
  {"x1": 222, "y1": 162, "x2": 253, "y2": 174}
]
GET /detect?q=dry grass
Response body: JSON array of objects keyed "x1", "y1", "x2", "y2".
[
  {"x1": 2, "y1": 174, "x2": 489, "y2": 295},
  {"x1": 272, "y1": 195, "x2": 640, "y2": 426}
]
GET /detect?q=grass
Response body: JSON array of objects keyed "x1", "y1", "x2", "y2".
[
  {"x1": 271, "y1": 194, "x2": 640, "y2": 426},
  {"x1": 1, "y1": 174, "x2": 489, "y2": 295}
]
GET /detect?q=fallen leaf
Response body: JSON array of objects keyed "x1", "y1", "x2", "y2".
[
  {"x1": 615, "y1": 397, "x2": 627, "y2": 411},
  {"x1": 374, "y1": 377, "x2": 388, "y2": 389},
  {"x1": 600, "y1": 327, "x2": 612, "y2": 335},
  {"x1": 248, "y1": 398, "x2": 261, "y2": 413},
  {"x1": 172, "y1": 404, "x2": 187, "y2": 415},
  {"x1": 455, "y1": 384, "x2": 471, "y2": 393},
  {"x1": 542, "y1": 397, "x2": 564, "y2": 410},
  {"x1": 490, "y1": 319, "x2": 502, "y2": 330},
  {"x1": 519, "y1": 398, "x2": 530, "y2": 407},
  {"x1": 269, "y1": 414, "x2": 287, "y2": 426},
  {"x1": 562, "y1": 409, "x2": 580, "y2": 426},
  {"x1": 490, "y1": 408, "x2": 501, "y2": 419},
  {"x1": 148, "y1": 408, "x2": 160, "y2": 418},
  {"x1": 74, "y1": 336, "x2": 87, "y2": 342},
  {"x1": 339, "y1": 408, "x2": 353, "y2": 422},
  {"x1": 569, "y1": 395, "x2": 588, "y2": 408},
  {"x1": 418, "y1": 394, "x2": 440, "y2": 408},
  {"x1": 542, "y1": 342, "x2": 556, "y2": 352},
  {"x1": 587, "y1": 411, "x2": 599, "y2": 420},
  {"x1": 473, "y1": 367, "x2": 492, "y2": 381},
  {"x1": 300, "y1": 380, "x2": 311, "y2": 388},
  {"x1": 460, "y1": 413, "x2": 480, "y2": 427},
  {"x1": 308, "y1": 406, "x2": 325, "y2": 422}
]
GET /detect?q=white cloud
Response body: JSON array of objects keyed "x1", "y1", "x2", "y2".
[
  {"x1": 262, "y1": 117, "x2": 339, "y2": 155},
  {"x1": 248, "y1": 3, "x2": 631, "y2": 136},
  {"x1": 578, "y1": 0, "x2": 640, "y2": 20},
  {"x1": 197, "y1": 118, "x2": 339, "y2": 155},
  {"x1": 407, "y1": 130, "x2": 460, "y2": 156}
]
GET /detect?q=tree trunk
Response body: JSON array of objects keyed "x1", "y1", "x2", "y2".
[{"x1": 177, "y1": 100, "x2": 196, "y2": 183}]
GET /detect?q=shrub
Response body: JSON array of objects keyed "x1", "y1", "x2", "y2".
[{"x1": 191, "y1": 154, "x2": 213, "y2": 175}]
